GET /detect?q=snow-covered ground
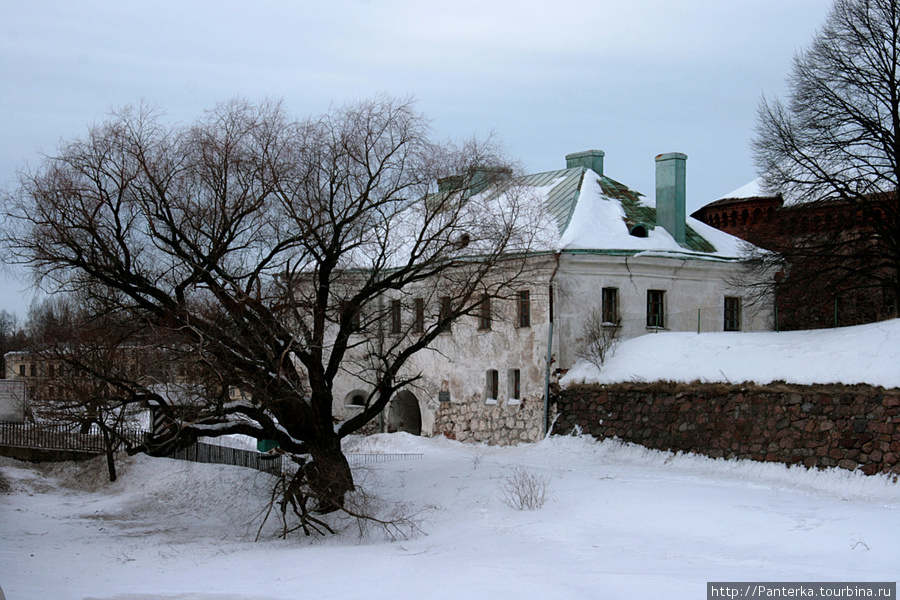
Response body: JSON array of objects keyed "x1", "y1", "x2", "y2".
[
  {"x1": 2, "y1": 320, "x2": 899, "y2": 599},
  {"x1": 562, "y1": 319, "x2": 900, "y2": 389},
  {"x1": 1, "y1": 433, "x2": 898, "y2": 600}
]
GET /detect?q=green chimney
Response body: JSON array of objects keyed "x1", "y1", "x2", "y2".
[
  {"x1": 655, "y1": 152, "x2": 687, "y2": 245},
  {"x1": 566, "y1": 150, "x2": 604, "y2": 175}
]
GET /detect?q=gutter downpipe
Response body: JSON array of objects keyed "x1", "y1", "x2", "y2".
[{"x1": 544, "y1": 253, "x2": 561, "y2": 437}]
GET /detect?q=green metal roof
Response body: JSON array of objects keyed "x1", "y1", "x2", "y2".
[{"x1": 519, "y1": 166, "x2": 717, "y2": 254}]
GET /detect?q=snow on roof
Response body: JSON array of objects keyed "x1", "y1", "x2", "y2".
[
  {"x1": 719, "y1": 177, "x2": 770, "y2": 200},
  {"x1": 515, "y1": 166, "x2": 751, "y2": 259}
]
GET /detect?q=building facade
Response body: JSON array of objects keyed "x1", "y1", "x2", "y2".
[{"x1": 333, "y1": 150, "x2": 773, "y2": 444}]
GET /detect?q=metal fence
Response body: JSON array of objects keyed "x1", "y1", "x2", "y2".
[
  {"x1": 167, "y1": 441, "x2": 283, "y2": 475},
  {"x1": 348, "y1": 453, "x2": 423, "y2": 464},
  {"x1": 0, "y1": 421, "x2": 422, "y2": 475},
  {"x1": 0, "y1": 421, "x2": 145, "y2": 453}
]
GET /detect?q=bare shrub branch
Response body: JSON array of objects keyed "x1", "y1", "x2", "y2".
[{"x1": 498, "y1": 464, "x2": 552, "y2": 510}]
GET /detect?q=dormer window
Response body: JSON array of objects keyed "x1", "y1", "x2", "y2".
[
  {"x1": 629, "y1": 224, "x2": 649, "y2": 238},
  {"x1": 454, "y1": 232, "x2": 471, "y2": 249}
]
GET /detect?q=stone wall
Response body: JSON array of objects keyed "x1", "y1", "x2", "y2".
[
  {"x1": 432, "y1": 395, "x2": 544, "y2": 445},
  {"x1": 553, "y1": 382, "x2": 900, "y2": 476}
]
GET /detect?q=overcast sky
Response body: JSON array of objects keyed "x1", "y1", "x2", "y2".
[{"x1": 1, "y1": 0, "x2": 833, "y2": 317}]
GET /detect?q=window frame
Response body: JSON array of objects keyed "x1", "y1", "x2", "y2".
[
  {"x1": 478, "y1": 294, "x2": 492, "y2": 330},
  {"x1": 413, "y1": 298, "x2": 425, "y2": 333},
  {"x1": 647, "y1": 289, "x2": 666, "y2": 329},
  {"x1": 390, "y1": 299, "x2": 402, "y2": 334},
  {"x1": 439, "y1": 296, "x2": 452, "y2": 332},
  {"x1": 724, "y1": 296, "x2": 742, "y2": 332},
  {"x1": 486, "y1": 369, "x2": 499, "y2": 401},
  {"x1": 601, "y1": 287, "x2": 619, "y2": 324},
  {"x1": 517, "y1": 290, "x2": 531, "y2": 328},
  {"x1": 508, "y1": 368, "x2": 521, "y2": 400}
]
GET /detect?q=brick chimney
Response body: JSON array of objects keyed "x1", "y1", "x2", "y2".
[
  {"x1": 655, "y1": 152, "x2": 687, "y2": 245},
  {"x1": 566, "y1": 150, "x2": 604, "y2": 176}
]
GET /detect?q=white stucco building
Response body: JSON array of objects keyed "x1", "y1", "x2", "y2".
[{"x1": 334, "y1": 150, "x2": 772, "y2": 444}]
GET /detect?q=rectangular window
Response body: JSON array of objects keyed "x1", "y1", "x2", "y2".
[
  {"x1": 724, "y1": 296, "x2": 742, "y2": 331},
  {"x1": 18, "y1": 364, "x2": 25, "y2": 377},
  {"x1": 341, "y1": 301, "x2": 361, "y2": 332},
  {"x1": 518, "y1": 290, "x2": 531, "y2": 327},
  {"x1": 390, "y1": 299, "x2": 402, "y2": 334},
  {"x1": 30, "y1": 364, "x2": 36, "y2": 378},
  {"x1": 508, "y1": 368, "x2": 521, "y2": 400},
  {"x1": 486, "y1": 369, "x2": 499, "y2": 400},
  {"x1": 439, "y1": 296, "x2": 452, "y2": 331},
  {"x1": 413, "y1": 298, "x2": 424, "y2": 333},
  {"x1": 647, "y1": 290, "x2": 665, "y2": 328},
  {"x1": 602, "y1": 287, "x2": 619, "y2": 323},
  {"x1": 478, "y1": 294, "x2": 491, "y2": 330}
]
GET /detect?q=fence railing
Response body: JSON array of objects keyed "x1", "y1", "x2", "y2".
[
  {"x1": 0, "y1": 421, "x2": 146, "y2": 453},
  {"x1": 167, "y1": 441, "x2": 283, "y2": 475},
  {"x1": 348, "y1": 453, "x2": 423, "y2": 464},
  {"x1": 0, "y1": 421, "x2": 422, "y2": 475}
]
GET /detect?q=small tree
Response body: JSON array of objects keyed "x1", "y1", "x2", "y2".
[
  {"x1": 3, "y1": 97, "x2": 551, "y2": 529},
  {"x1": 753, "y1": 0, "x2": 900, "y2": 321},
  {"x1": 577, "y1": 306, "x2": 620, "y2": 369}
]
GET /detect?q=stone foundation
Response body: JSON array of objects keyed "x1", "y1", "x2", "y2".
[{"x1": 433, "y1": 395, "x2": 544, "y2": 445}]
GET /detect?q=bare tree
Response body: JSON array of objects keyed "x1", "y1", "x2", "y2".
[
  {"x1": 577, "y1": 306, "x2": 620, "y2": 369},
  {"x1": 25, "y1": 296, "x2": 172, "y2": 481},
  {"x1": 2, "y1": 97, "x2": 549, "y2": 528},
  {"x1": 753, "y1": 0, "x2": 900, "y2": 321},
  {"x1": 0, "y1": 310, "x2": 26, "y2": 377}
]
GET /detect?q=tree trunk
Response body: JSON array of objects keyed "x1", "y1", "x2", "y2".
[
  {"x1": 305, "y1": 433, "x2": 353, "y2": 513},
  {"x1": 100, "y1": 426, "x2": 117, "y2": 482}
]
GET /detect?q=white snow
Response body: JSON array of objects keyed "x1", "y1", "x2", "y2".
[
  {"x1": 720, "y1": 177, "x2": 768, "y2": 200},
  {"x1": 554, "y1": 170, "x2": 747, "y2": 258},
  {"x1": 562, "y1": 318, "x2": 900, "y2": 389},
  {"x1": 1, "y1": 434, "x2": 897, "y2": 600},
  {"x1": 2, "y1": 320, "x2": 899, "y2": 600}
]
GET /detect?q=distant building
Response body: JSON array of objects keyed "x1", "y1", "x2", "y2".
[{"x1": 692, "y1": 180, "x2": 897, "y2": 330}]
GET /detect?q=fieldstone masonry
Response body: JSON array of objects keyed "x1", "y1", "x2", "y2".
[
  {"x1": 433, "y1": 394, "x2": 544, "y2": 445},
  {"x1": 554, "y1": 382, "x2": 900, "y2": 476}
]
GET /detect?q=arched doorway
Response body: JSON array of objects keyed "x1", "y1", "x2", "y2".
[{"x1": 386, "y1": 390, "x2": 422, "y2": 435}]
